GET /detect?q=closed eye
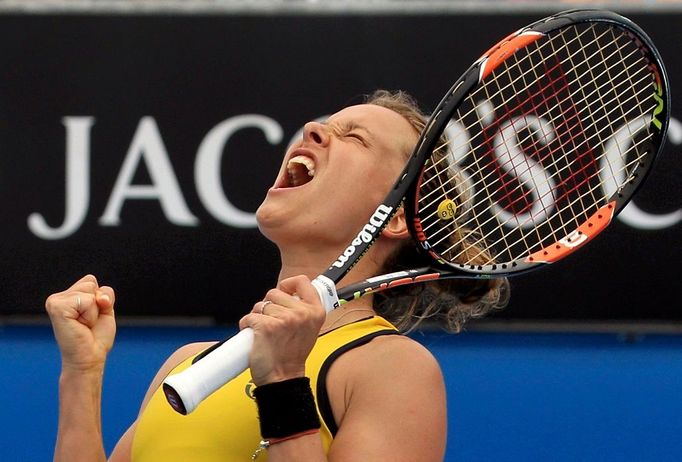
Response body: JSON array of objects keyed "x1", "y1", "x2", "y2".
[
  {"x1": 345, "y1": 132, "x2": 365, "y2": 142},
  {"x1": 329, "y1": 121, "x2": 373, "y2": 146}
]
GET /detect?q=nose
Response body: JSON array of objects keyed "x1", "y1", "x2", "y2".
[{"x1": 302, "y1": 121, "x2": 330, "y2": 146}]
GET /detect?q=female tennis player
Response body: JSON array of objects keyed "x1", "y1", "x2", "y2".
[{"x1": 45, "y1": 90, "x2": 508, "y2": 461}]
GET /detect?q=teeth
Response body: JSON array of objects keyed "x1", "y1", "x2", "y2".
[
  {"x1": 286, "y1": 155, "x2": 316, "y2": 187},
  {"x1": 287, "y1": 155, "x2": 316, "y2": 176}
]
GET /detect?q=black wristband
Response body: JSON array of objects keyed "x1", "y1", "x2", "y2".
[{"x1": 253, "y1": 377, "x2": 321, "y2": 439}]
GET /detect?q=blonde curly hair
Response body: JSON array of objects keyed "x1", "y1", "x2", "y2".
[{"x1": 366, "y1": 89, "x2": 510, "y2": 333}]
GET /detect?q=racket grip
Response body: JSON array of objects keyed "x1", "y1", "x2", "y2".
[
  {"x1": 162, "y1": 328, "x2": 254, "y2": 415},
  {"x1": 311, "y1": 275, "x2": 340, "y2": 314},
  {"x1": 162, "y1": 275, "x2": 339, "y2": 414}
]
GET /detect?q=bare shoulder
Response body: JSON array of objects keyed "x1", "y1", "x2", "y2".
[
  {"x1": 153, "y1": 341, "x2": 217, "y2": 384},
  {"x1": 139, "y1": 341, "x2": 217, "y2": 412},
  {"x1": 158, "y1": 341, "x2": 218, "y2": 375},
  {"x1": 327, "y1": 334, "x2": 447, "y2": 461},
  {"x1": 331, "y1": 333, "x2": 444, "y2": 395},
  {"x1": 369, "y1": 333, "x2": 439, "y2": 360},
  {"x1": 356, "y1": 334, "x2": 442, "y2": 377}
]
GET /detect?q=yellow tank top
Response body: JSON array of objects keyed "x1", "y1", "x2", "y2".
[{"x1": 131, "y1": 316, "x2": 399, "y2": 461}]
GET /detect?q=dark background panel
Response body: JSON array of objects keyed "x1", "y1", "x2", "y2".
[{"x1": 0, "y1": 12, "x2": 679, "y2": 323}]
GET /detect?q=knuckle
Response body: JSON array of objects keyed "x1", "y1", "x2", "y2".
[
  {"x1": 311, "y1": 310, "x2": 325, "y2": 325},
  {"x1": 82, "y1": 281, "x2": 97, "y2": 293},
  {"x1": 296, "y1": 274, "x2": 311, "y2": 283},
  {"x1": 259, "y1": 321, "x2": 277, "y2": 334},
  {"x1": 316, "y1": 314, "x2": 326, "y2": 326},
  {"x1": 100, "y1": 286, "x2": 116, "y2": 301},
  {"x1": 44, "y1": 294, "x2": 58, "y2": 311},
  {"x1": 103, "y1": 286, "x2": 115, "y2": 296},
  {"x1": 265, "y1": 288, "x2": 280, "y2": 300},
  {"x1": 84, "y1": 274, "x2": 98, "y2": 284},
  {"x1": 45, "y1": 293, "x2": 68, "y2": 309}
]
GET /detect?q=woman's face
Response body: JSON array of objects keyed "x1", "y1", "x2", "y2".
[{"x1": 256, "y1": 103, "x2": 418, "y2": 249}]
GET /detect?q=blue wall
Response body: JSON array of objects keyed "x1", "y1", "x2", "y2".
[{"x1": 1, "y1": 325, "x2": 681, "y2": 461}]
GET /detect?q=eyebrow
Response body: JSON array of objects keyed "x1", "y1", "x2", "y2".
[{"x1": 324, "y1": 120, "x2": 373, "y2": 138}]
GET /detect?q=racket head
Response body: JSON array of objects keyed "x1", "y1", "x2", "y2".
[{"x1": 406, "y1": 9, "x2": 671, "y2": 278}]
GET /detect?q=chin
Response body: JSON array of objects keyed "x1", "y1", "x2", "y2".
[
  {"x1": 255, "y1": 201, "x2": 295, "y2": 245},
  {"x1": 255, "y1": 202, "x2": 276, "y2": 238}
]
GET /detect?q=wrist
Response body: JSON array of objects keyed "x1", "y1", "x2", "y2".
[
  {"x1": 60, "y1": 362, "x2": 105, "y2": 379},
  {"x1": 59, "y1": 365, "x2": 105, "y2": 394},
  {"x1": 254, "y1": 370, "x2": 306, "y2": 387},
  {"x1": 251, "y1": 377, "x2": 321, "y2": 459},
  {"x1": 253, "y1": 377, "x2": 321, "y2": 438}
]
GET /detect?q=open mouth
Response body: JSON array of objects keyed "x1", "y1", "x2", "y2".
[{"x1": 285, "y1": 155, "x2": 316, "y2": 187}]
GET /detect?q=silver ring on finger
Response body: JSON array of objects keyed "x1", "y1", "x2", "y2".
[
  {"x1": 76, "y1": 295, "x2": 82, "y2": 310},
  {"x1": 260, "y1": 300, "x2": 272, "y2": 315}
]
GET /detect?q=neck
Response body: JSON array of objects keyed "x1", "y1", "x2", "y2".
[
  {"x1": 276, "y1": 239, "x2": 387, "y2": 287},
  {"x1": 275, "y1": 240, "x2": 394, "y2": 332},
  {"x1": 319, "y1": 305, "x2": 376, "y2": 335}
]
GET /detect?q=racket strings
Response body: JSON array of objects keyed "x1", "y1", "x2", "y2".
[
  {"x1": 415, "y1": 22, "x2": 658, "y2": 266},
  {"x1": 546, "y1": 29, "x2": 599, "y2": 239},
  {"x1": 425, "y1": 24, "x2": 642, "y2": 183},
  {"x1": 432, "y1": 113, "x2": 651, "y2": 265},
  {"x1": 423, "y1": 64, "x2": 654, "y2": 238},
  {"x1": 470, "y1": 44, "x2": 584, "y2": 254},
  {"x1": 431, "y1": 22, "x2": 614, "y2": 158},
  {"x1": 441, "y1": 134, "x2": 652, "y2": 266},
  {"x1": 418, "y1": 26, "x2": 595, "y2": 200},
  {"x1": 442, "y1": 78, "x2": 655, "y2": 264},
  {"x1": 419, "y1": 27, "x2": 644, "y2": 205},
  {"x1": 420, "y1": 46, "x2": 652, "y2": 230},
  {"x1": 474, "y1": 57, "x2": 564, "y2": 258},
  {"x1": 472, "y1": 57, "x2": 653, "y2": 262}
]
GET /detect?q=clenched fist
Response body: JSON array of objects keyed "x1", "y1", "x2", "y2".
[
  {"x1": 45, "y1": 275, "x2": 116, "y2": 373},
  {"x1": 239, "y1": 275, "x2": 326, "y2": 386}
]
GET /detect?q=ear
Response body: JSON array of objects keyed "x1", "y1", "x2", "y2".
[{"x1": 381, "y1": 207, "x2": 410, "y2": 240}]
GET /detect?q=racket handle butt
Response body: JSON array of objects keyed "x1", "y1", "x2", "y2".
[{"x1": 162, "y1": 382, "x2": 188, "y2": 415}]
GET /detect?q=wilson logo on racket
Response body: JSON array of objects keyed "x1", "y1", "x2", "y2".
[
  {"x1": 558, "y1": 230, "x2": 589, "y2": 248},
  {"x1": 412, "y1": 218, "x2": 431, "y2": 250},
  {"x1": 331, "y1": 204, "x2": 394, "y2": 269}
]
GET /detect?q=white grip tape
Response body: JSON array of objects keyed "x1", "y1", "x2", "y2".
[
  {"x1": 162, "y1": 327, "x2": 254, "y2": 414},
  {"x1": 163, "y1": 275, "x2": 339, "y2": 414},
  {"x1": 311, "y1": 275, "x2": 340, "y2": 313}
]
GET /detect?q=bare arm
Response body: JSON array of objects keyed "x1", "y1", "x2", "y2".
[
  {"x1": 46, "y1": 273, "x2": 214, "y2": 462},
  {"x1": 46, "y1": 275, "x2": 116, "y2": 462},
  {"x1": 326, "y1": 336, "x2": 447, "y2": 461},
  {"x1": 55, "y1": 368, "x2": 107, "y2": 461},
  {"x1": 264, "y1": 336, "x2": 446, "y2": 462}
]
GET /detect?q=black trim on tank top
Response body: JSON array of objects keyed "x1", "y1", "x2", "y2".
[
  {"x1": 316, "y1": 328, "x2": 400, "y2": 437},
  {"x1": 191, "y1": 316, "x2": 385, "y2": 365},
  {"x1": 191, "y1": 339, "x2": 225, "y2": 365}
]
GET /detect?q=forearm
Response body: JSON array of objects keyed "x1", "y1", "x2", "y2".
[{"x1": 54, "y1": 368, "x2": 107, "y2": 462}]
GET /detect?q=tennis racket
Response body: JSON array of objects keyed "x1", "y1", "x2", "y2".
[{"x1": 163, "y1": 9, "x2": 670, "y2": 414}]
